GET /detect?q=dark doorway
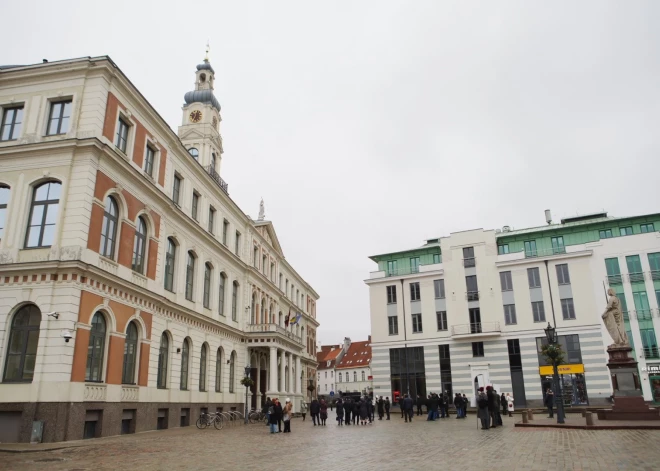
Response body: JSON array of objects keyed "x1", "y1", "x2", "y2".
[{"x1": 469, "y1": 308, "x2": 482, "y2": 333}]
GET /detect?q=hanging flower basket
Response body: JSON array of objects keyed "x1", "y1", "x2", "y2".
[
  {"x1": 240, "y1": 377, "x2": 255, "y2": 388},
  {"x1": 541, "y1": 343, "x2": 565, "y2": 365},
  {"x1": 307, "y1": 384, "x2": 315, "y2": 392}
]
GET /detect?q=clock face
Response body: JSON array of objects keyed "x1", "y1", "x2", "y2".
[{"x1": 189, "y1": 110, "x2": 202, "y2": 123}]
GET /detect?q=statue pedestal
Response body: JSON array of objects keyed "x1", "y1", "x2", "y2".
[{"x1": 596, "y1": 346, "x2": 660, "y2": 420}]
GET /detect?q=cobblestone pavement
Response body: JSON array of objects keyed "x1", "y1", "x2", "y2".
[{"x1": 2, "y1": 413, "x2": 660, "y2": 471}]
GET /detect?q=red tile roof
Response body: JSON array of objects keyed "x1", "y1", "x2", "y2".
[
  {"x1": 335, "y1": 340, "x2": 371, "y2": 369},
  {"x1": 317, "y1": 345, "x2": 341, "y2": 370}
]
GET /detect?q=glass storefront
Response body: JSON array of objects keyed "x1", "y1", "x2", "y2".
[
  {"x1": 390, "y1": 347, "x2": 426, "y2": 400},
  {"x1": 650, "y1": 376, "x2": 660, "y2": 404},
  {"x1": 537, "y1": 334, "x2": 590, "y2": 406},
  {"x1": 540, "y1": 373, "x2": 588, "y2": 406}
]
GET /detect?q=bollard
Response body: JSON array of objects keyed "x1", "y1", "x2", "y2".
[
  {"x1": 522, "y1": 412, "x2": 529, "y2": 424},
  {"x1": 585, "y1": 412, "x2": 594, "y2": 426},
  {"x1": 527, "y1": 409, "x2": 534, "y2": 420}
]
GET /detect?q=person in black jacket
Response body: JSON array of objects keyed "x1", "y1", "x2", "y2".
[
  {"x1": 545, "y1": 389, "x2": 554, "y2": 418},
  {"x1": 454, "y1": 393, "x2": 463, "y2": 419},
  {"x1": 377, "y1": 396, "x2": 384, "y2": 420},
  {"x1": 310, "y1": 398, "x2": 320, "y2": 426},
  {"x1": 352, "y1": 400, "x2": 359, "y2": 425},
  {"x1": 385, "y1": 397, "x2": 391, "y2": 420},
  {"x1": 273, "y1": 398, "x2": 284, "y2": 433},
  {"x1": 402, "y1": 394, "x2": 414, "y2": 422},
  {"x1": 263, "y1": 397, "x2": 272, "y2": 426},
  {"x1": 486, "y1": 386, "x2": 497, "y2": 428},
  {"x1": 336, "y1": 399, "x2": 344, "y2": 426},
  {"x1": 501, "y1": 392, "x2": 507, "y2": 416},
  {"x1": 416, "y1": 395, "x2": 423, "y2": 416},
  {"x1": 344, "y1": 398, "x2": 352, "y2": 426}
]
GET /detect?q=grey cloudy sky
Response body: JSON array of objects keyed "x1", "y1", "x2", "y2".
[{"x1": 5, "y1": 1, "x2": 659, "y2": 345}]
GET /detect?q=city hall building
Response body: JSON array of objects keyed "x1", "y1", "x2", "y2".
[
  {"x1": 366, "y1": 211, "x2": 660, "y2": 407},
  {"x1": 0, "y1": 55, "x2": 319, "y2": 443}
]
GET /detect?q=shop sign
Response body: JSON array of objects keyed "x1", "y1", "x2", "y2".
[
  {"x1": 641, "y1": 365, "x2": 660, "y2": 373},
  {"x1": 539, "y1": 363, "x2": 585, "y2": 375}
]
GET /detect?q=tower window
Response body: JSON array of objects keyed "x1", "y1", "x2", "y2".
[{"x1": 188, "y1": 148, "x2": 199, "y2": 160}]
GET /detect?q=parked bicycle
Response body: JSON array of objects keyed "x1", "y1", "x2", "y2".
[
  {"x1": 196, "y1": 411, "x2": 224, "y2": 430},
  {"x1": 248, "y1": 409, "x2": 268, "y2": 425}
]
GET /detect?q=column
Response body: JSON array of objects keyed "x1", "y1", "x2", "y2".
[
  {"x1": 255, "y1": 357, "x2": 261, "y2": 406},
  {"x1": 279, "y1": 349, "x2": 286, "y2": 394},
  {"x1": 295, "y1": 355, "x2": 302, "y2": 394},
  {"x1": 269, "y1": 347, "x2": 278, "y2": 393}
]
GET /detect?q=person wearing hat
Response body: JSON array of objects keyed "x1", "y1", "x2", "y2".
[
  {"x1": 477, "y1": 387, "x2": 489, "y2": 429},
  {"x1": 282, "y1": 398, "x2": 293, "y2": 433}
]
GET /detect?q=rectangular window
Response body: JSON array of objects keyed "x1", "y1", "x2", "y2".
[
  {"x1": 0, "y1": 106, "x2": 23, "y2": 141},
  {"x1": 551, "y1": 236, "x2": 565, "y2": 254},
  {"x1": 648, "y1": 253, "x2": 660, "y2": 275},
  {"x1": 500, "y1": 271, "x2": 513, "y2": 291},
  {"x1": 503, "y1": 304, "x2": 517, "y2": 325},
  {"x1": 626, "y1": 255, "x2": 643, "y2": 275},
  {"x1": 144, "y1": 145, "x2": 155, "y2": 176},
  {"x1": 556, "y1": 264, "x2": 570, "y2": 285},
  {"x1": 466, "y1": 275, "x2": 478, "y2": 300},
  {"x1": 386, "y1": 285, "x2": 397, "y2": 304},
  {"x1": 527, "y1": 267, "x2": 541, "y2": 288},
  {"x1": 412, "y1": 313, "x2": 423, "y2": 333},
  {"x1": 439, "y1": 345, "x2": 452, "y2": 397},
  {"x1": 410, "y1": 257, "x2": 420, "y2": 273},
  {"x1": 472, "y1": 342, "x2": 484, "y2": 357},
  {"x1": 640, "y1": 223, "x2": 655, "y2": 233},
  {"x1": 463, "y1": 247, "x2": 475, "y2": 267},
  {"x1": 222, "y1": 219, "x2": 229, "y2": 245},
  {"x1": 524, "y1": 240, "x2": 537, "y2": 257},
  {"x1": 436, "y1": 311, "x2": 447, "y2": 331},
  {"x1": 388, "y1": 316, "x2": 398, "y2": 335},
  {"x1": 47, "y1": 100, "x2": 72, "y2": 135},
  {"x1": 208, "y1": 207, "x2": 215, "y2": 233},
  {"x1": 115, "y1": 117, "x2": 130, "y2": 153},
  {"x1": 605, "y1": 257, "x2": 622, "y2": 284},
  {"x1": 253, "y1": 247, "x2": 258, "y2": 267},
  {"x1": 410, "y1": 282, "x2": 420, "y2": 301},
  {"x1": 172, "y1": 174, "x2": 182, "y2": 205},
  {"x1": 235, "y1": 231, "x2": 241, "y2": 255},
  {"x1": 620, "y1": 226, "x2": 633, "y2": 236},
  {"x1": 191, "y1": 192, "x2": 199, "y2": 220},
  {"x1": 270, "y1": 263, "x2": 275, "y2": 281},
  {"x1": 433, "y1": 279, "x2": 445, "y2": 299},
  {"x1": 561, "y1": 298, "x2": 576, "y2": 320},
  {"x1": 387, "y1": 260, "x2": 398, "y2": 276},
  {"x1": 531, "y1": 301, "x2": 546, "y2": 322},
  {"x1": 599, "y1": 229, "x2": 613, "y2": 239},
  {"x1": 497, "y1": 244, "x2": 510, "y2": 255},
  {"x1": 433, "y1": 253, "x2": 441, "y2": 264}
]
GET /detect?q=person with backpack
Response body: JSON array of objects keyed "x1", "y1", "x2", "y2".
[{"x1": 477, "y1": 387, "x2": 489, "y2": 429}]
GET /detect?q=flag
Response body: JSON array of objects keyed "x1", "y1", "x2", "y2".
[{"x1": 290, "y1": 313, "x2": 302, "y2": 325}]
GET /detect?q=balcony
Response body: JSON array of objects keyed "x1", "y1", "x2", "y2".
[
  {"x1": 634, "y1": 309, "x2": 653, "y2": 321},
  {"x1": 628, "y1": 272, "x2": 645, "y2": 283},
  {"x1": 463, "y1": 257, "x2": 475, "y2": 268},
  {"x1": 607, "y1": 274, "x2": 623, "y2": 285},
  {"x1": 650, "y1": 270, "x2": 660, "y2": 281},
  {"x1": 466, "y1": 291, "x2": 479, "y2": 302},
  {"x1": 246, "y1": 323, "x2": 302, "y2": 346},
  {"x1": 205, "y1": 165, "x2": 229, "y2": 195},
  {"x1": 525, "y1": 247, "x2": 567, "y2": 258},
  {"x1": 643, "y1": 346, "x2": 660, "y2": 360},
  {"x1": 623, "y1": 311, "x2": 630, "y2": 321},
  {"x1": 451, "y1": 322, "x2": 501, "y2": 337}
]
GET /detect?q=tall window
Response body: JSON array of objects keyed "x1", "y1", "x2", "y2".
[
  {"x1": 436, "y1": 311, "x2": 447, "y2": 331},
  {"x1": 164, "y1": 238, "x2": 176, "y2": 291},
  {"x1": 115, "y1": 117, "x2": 129, "y2": 153},
  {"x1": 172, "y1": 174, "x2": 182, "y2": 205},
  {"x1": 0, "y1": 106, "x2": 23, "y2": 141},
  {"x1": 472, "y1": 341, "x2": 484, "y2": 357},
  {"x1": 157, "y1": 332, "x2": 169, "y2": 389},
  {"x1": 556, "y1": 264, "x2": 570, "y2": 285},
  {"x1": 215, "y1": 348, "x2": 223, "y2": 392},
  {"x1": 620, "y1": 226, "x2": 633, "y2": 236},
  {"x1": 188, "y1": 148, "x2": 199, "y2": 160},
  {"x1": 463, "y1": 247, "x2": 475, "y2": 267},
  {"x1": 218, "y1": 272, "x2": 226, "y2": 316},
  {"x1": 353, "y1": 372, "x2": 357, "y2": 382},
  {"x1": 641, "y1": 223, "x2": 655, "y2": 233},
  {"x1": 231, "y1": 281, "x2": 238, "y2": 321},
  {"x1": 524, "y1": 240, "x2": 537, "y2": 257},
  {"x1": 551, "y1": 236, "x2": 565, "y2": 254},
  {"x1": 199, "y1": 344, "x2": 208, "y2": 391},
  {"x1": 229, "y1": 351, "x2": 236, "y2": 393},
  {"x1": 466, "y1": 275, "x2": 479, "y2": 300},
  {"x1": 527, "y1": 268, "x2": 541, "y2": 288},
  {"x1": 386, "y1": 285, "x2": 397, "y2": 304},
  {"x1": 47, "y1": 100, "x2": 72, "y2": 135},
  {"x1": 412, "y1": 313, "x2": 423, "y2": 333},
  {"x1": 339, "y1": 372, "x2": 342, "y2": 383},
  {"x1": 410, "y1": 282, "x2": 420, "y2": 301},
  {"x1": 86, "y1": 313, "x2": 106, "y2": 382},
  {"x1": 387, "y1": 260, "x2": 398, "y2": 276},
  {"x1": 203, "y1": 263, "x2": 212, "y2": 309},
  {"x1": 532, "y1": 301, "x2": 546, "y2": 322},
  {"x1": 100, "y1": 196, "x2": 118, "y2": 258},
  {"x1": 561, "y1": 298, "x2": 576, "y2": 320},
  {"x1": 185, "y1": 251, "x2": 196, "y2": 301},
  {"x1": 144, "y1": 145, "x2": 155, "y2": 177},
  {"x1": 122, "y1": 322, "x2": 138, "y2": 384},
  {"x1": 388, "y1": 316, "x2": 398, "y2": 335},
  {"x1": 253, "y1": 246, "x2": 258, "y2": 267},
  {"x1": 362, "y1": 371, "x2": 366, "y2": 381},
  {"x1": 132, "y1": 217, "x2": 147, "y2": 273},
  {"x1": 434, "y1": 279, "x2": 445, "y2": 299},
  {"x1": 208, "y1": 207, "x2": 215, "y2": 233},
  {"x1": 191, "y1": 192, "x2": 199, "y2": 221},
  {"x1": 498, "y1": 244, "x2": 510, "y2": 255},
  {"x1": 25, "y1": 181, "x2": 61, "y2": 248},
  {"x1": 599, "y1": 229, "x2": 613, "y2": 239},
  {"x1": 503, "y1": 304, "x2": 517, "y2": 325},
  {"x1": 223, "y1": 219, "x2": 229, "y2": 245},
  {"x1": 235, "y1": 231, "x2": 241, "y2": 255},
  {"x1": 500, "y1": 271, "x2": 513, "y2": 291},
  {"x1": 3, "y1": 304, "x2": 40, "y2": 382},
  {"x1": 180, "y1": 339, "x2": 190, "y2": 390},
  {"x1": 433, "y1": 253, "x2": 441, "y2": 264},
  {"x1": 0, "y1": 186, "x2": 9, "y2": 240},
  {"x1": 410, "y1": 257, "x2": 420, "y2": 273}
]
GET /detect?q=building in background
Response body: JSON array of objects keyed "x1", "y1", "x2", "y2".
[
  {"x1": 335, "y1": 337, "x2": 372, "y2": 397},
  {"x1": 0, "y1": 55, "x2": 319, "y2": 443},
  {"x1": 316, "y1": 343, "x2": 342, "y2": 399},
  {"x1": 366, "y1": 210, "x2": 660, "y2": 407}
]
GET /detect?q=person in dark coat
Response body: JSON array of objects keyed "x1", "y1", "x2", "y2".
[
  {"x1": 477, "y1": 388, "x2": 489, "y2": 429},
  {"x1": 442, "y1": 392, "x2": 450, "y2": 418},
  {"x1": 344, "y1": 398, "x2": 352, "y2": 426},
  {"x1": 273, "y1": 398, "x2": 284, "y2": 433},
  {"x1": 377, "y1": 396, "x2": 384, "y2": 420},
  {"x1": 263, "y1": 397, "x2": 272, "y2": 426},
  {"x1": 385, "y1": 397, "x2": 391, "y2": 420},
  {"x1": 310, "y1": 398, "x2": 320, "y2": 426},
  {"x1": 319, "y1": 399, "x2": 328, "y2": 426},
  {"x1": 416, "y1": 395, "x2": 423, "y2": 416},
  {"x1": 545, "y1": 389, "x2": 554, "y2": 418},
  {"x1": 336, "y1": 399, "x2": 344, "y2": 426},
  {"x1": 359, "y1": 398, "x2": 369, "y2": 425},
  {"x1": 493, "y1": 389, "x2": 503, "y2": 426},
  {"x1": 268, "y1": 399, "x2": 278, "y2": 433},
  {"x1": 352, "y1": 400, "x2": 359, "y2": 425},
  {"x1": 367, "y1": 397, "x2": 374, "y2": 423},
  {"x1": 486, "y1": 386, "x2": 497, "y2": 428},
  {"x1": 454, "y1": 393, "x2": 463, "y2": 419},
  {"x1": 501, "y1": 392, "x2": 507, "y2": 416},
  {"x1": 402, "y1": 394, "x2": 414, "y2": 422}
]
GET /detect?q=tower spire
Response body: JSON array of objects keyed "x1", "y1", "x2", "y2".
[{"x1": 204, "y1": 40, "x2": 210, "y2": 62}]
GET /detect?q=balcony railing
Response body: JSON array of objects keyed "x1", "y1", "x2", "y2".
[
  {"x1": 205, "y1": 165, "x2": 229, "y2": 194},
  {"x1": 386, "y1": 266, "x2": 420, "y2": 277},
  {"x1": 623, "y1": 311, "x2": 630, "y2": 321},
  {"x1": 463, "y1": 257, "x2": 475, "y2": 268},
  {"x1": 628, "y1": 272, "x2": 645, "y2": 283},
  {"x1": 525, "y1": 247, "x2": 567, "y2": 258},
  {"x1": 246, "y1": 323, "x2": 302, "y2": 344},
  {"x1": 650, "y1": 270, "x2": 660, "y2": 281},
  {"x1": 466, "y1": 291, "x2": 479, "y2": 302},
  {"x1": 607, "y1": 274, "x2": 623, "y2": 285},
  {"x1": 635, "y1": 309, "x2": 653, "y2": 321},
  {"x1": 451, "y1": 322, "x2": 501, "y2": 336},
  {"x1": 643, "y1": 346, "x2": 660, "y2": 360}
]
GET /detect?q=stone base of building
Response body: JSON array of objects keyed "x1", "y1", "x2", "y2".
[{"x1": 0, "y1": 401, "x2": 244, "y2": 444}]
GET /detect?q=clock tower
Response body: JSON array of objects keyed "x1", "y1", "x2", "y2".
[{"x1": 178, "y1": 47, "x2": 224, "y2": 176}]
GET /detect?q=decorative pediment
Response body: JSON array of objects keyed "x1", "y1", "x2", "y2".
[{"x1": 253, "y1": 221, "x2": 284, "y2": 257}]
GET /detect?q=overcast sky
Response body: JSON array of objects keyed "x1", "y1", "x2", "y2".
[{"x1": 4, "y1": 1, "x2": 659, "y2": 345}]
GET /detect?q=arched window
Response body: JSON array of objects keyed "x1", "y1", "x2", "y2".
[
  {"x1": 218, "y1": 272, "x2": 226, "y2": 316},
  {"x1": 361, "y1": 371, "x2": 365, "y2": 382},
  {"x1": 353, "y1": 371, "x2": 357, "y2": 382},
  {"x1": 250, "y1": 293, "x2": 256, "y2": 324},
  {"x1": 188, "y1": 148, "x2": 199, "y2": 160},
  {"x1": 100, "y1": 196, "x2": 118, "y2": 258},
  {"x1": 180, "y1": 338, "x2": 190, "y2": 390},
  {"x1": 3, "y1": 304, "x2": 41, "y2": 382},
  {"x1": 338, "y1": 372, "x2": 342, "y2": 383},
  {"x1": 301, "y1": 327, "x2": 305, "y2": 344},
  {"x1": 185, "y1": 251, "x2": 196, "y2": 301},
  {"x1": 345, "y1": 372, "x2": 350, "y2": 383},
  {"x1": 211, "y1": 152, "x2": 216, "y2": 170},
  {"x1": 157, "y1": 332, "x2": 169, "y2": 389},
  {"x1": 199, "y1": 343, "x2": 208, "y2": 391},
  {"x1": 231, "y1": 281, "x2": 238, "y2": 321},
  {"x1": 164, "y1": 238, "x2": 176, "y2": 291},
  {"x1": 0, "y1": 186, "x2": 11, "y2": 241},
  {"x1": 260, "y1": 298, "x2": 265, "y2": 324},
  {"x1": 122, "y1": 321, "x2": 138, "y2": 384},
  {"x1": 203, "y1": 263, "x2": 212, "y2": 309},
  {"x1": 229, "y1": 351, "x2": 236, "y2": 393},
  {"x1": 86, "y1": 312, "x2": 106, "y2": 382},
  {"x1": 132, "y1": 216, "x2": 147, "y2": 273},
  {"x1": 215, "y1": 348, "x2": 223, "y2": 392},
  {"x1": 26, "y1": 181, "x2": 61, "y2": 248}
]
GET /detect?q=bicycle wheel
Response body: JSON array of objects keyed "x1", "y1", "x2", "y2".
[
  {"x1": 213, "y1": 416, "x2": 224, "y2": 430},
  {"x1": 196, "y1": 417, "x2": 208, "y2": 429},
  {"x1": 248, "y1": 413, "x2": 257, "y2": 424}
]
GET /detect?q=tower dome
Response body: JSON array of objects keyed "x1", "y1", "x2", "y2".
[{"x1": 183, "y1": 52, "x2": 220, "y2": 112}]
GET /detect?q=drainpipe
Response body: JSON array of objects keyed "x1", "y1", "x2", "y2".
[{"x1": 400, "y1": 279, "x2": 410, "y2": 397}]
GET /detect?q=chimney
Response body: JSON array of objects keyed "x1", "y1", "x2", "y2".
[
  {"x1": 545, "y1": 209, "x2": 552, "y2": 225},
  {"x1": 42, "y1": 59, "x2": 48, "y2": 63}
]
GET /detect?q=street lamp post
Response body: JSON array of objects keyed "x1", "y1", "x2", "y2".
[
  {"x1": 544, "y1": 323, "x2": 565, "y2": 424},
  {"x1": 244, "y1": 365, "x2": 251, "y2": 424}
]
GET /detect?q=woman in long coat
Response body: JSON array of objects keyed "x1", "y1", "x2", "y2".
[
  {"x1": 477, "y1": 388, "x2": 490, "y2": 430},
  {"x1": 273, "y1": 398, "x2": 284, "y2": 433},
  {"x1": 359, "y1": 398, "x2": 369, "y2": 425},
  {"x1": 336, "y1": 399, "x2": 344, "y2": 426},
  {"x1": 319, "y1": 399, "x2": 328, "y2": 426}
]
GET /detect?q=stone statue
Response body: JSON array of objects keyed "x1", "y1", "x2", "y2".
[
  {"x1": 602, "y1": 288, "x2": 629, "y2": 348},
  {"x1": 258, "y1": 198, "x2": 265, "y2": 221}
]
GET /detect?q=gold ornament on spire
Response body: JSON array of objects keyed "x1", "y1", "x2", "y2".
[{"x1": 204, "y1": 40, "x2": 210, "y2": 62}]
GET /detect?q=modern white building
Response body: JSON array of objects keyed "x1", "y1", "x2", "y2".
[
  {"x1": 0, "y1": 54, "x2": 319, "y2": 443},
  {"x1": 366, "y1": 210, "x2": 660, "y2": 407}
]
